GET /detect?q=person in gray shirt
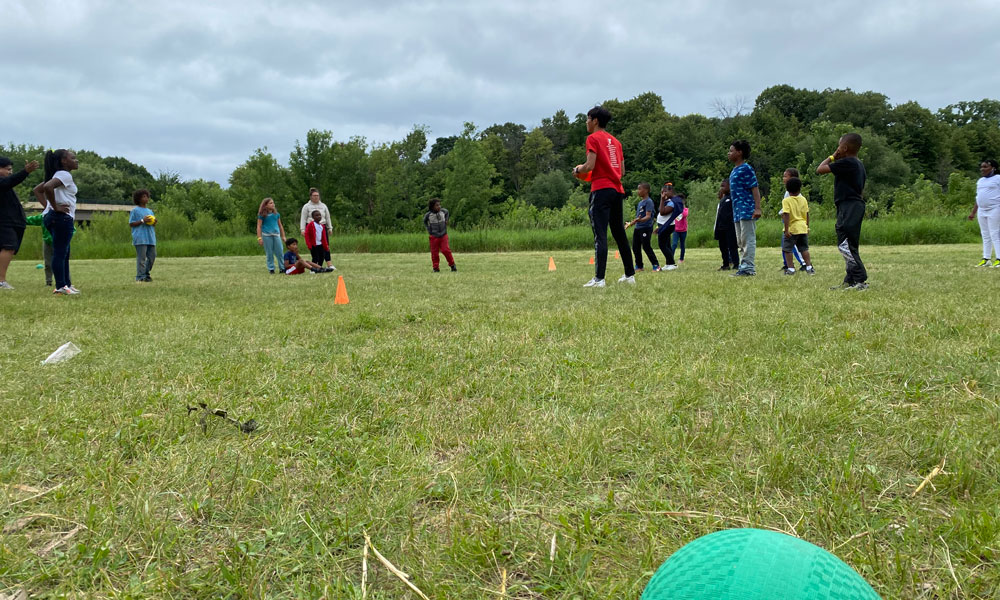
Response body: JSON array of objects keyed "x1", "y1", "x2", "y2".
[{"x1": 423, "y1": 198, "x2": 456, "y2": 272}]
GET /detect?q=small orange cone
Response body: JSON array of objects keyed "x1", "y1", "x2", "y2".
[
  {"x1": 614, "y1": 250, "x2": 621, "y2": 259},
  {"x1": 548, "y1": 257, "x2": 557, "y2": 271},
  {"x1": 334, "y1": 275, "x2": 349, "y2": 304},
  {"x1": 589, "y1": 256, "x2": 595, "y2": 265}
]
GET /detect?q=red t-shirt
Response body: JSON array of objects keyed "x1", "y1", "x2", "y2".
[{"x1": 585, "y1": 130, "x2": 625, "y2": 193}]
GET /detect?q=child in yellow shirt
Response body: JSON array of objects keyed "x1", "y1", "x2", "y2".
[{"x1": 781, "y1": 177, "x2": 815, "y2": 275}]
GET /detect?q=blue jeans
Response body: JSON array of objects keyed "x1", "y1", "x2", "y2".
[
  {"x1": 135, "y1": 244, "x2": 156, "y2": 280},
  {"x1": 44, "y1": 211, "x2": 74, "y2": 289},
  {"x1": 671, "y1": 231, "x2": 687, "y2": 261},
  {"x1": 262, "y1": 234, "x2": 283, "y2": 271}
]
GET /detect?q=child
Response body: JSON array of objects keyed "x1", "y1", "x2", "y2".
[
  {"x1": 780, "y1": 177, "x2": 815, "y2": 275},
  {"x1": 128, "y1": 189, "x2": 156, "y2": 282},
  {"x1": 654, "y1": 183, "x2": 681, "y2": 271},
  {"x1": 304, "y1": 209, "x2": 335, "y2": 271},
  {"x1": 714, "y1": 179, "x2": 738, "y2": 270},
  {"x1": 423, "y1": 198, "x2": 456, "y2": 272},
  {"x1": 25, "y1": 212, "x2": 54, "y2": 286},
  {"x1": 779, "y1": 168, "x2": 806, "y2": 271},
  {"x1": 256, "y1": 197, "x2": 286, "y2": 274},
  {"x1": 282, "y1": 238, "x2": 325, "y2": 275},
  {"x1": 627, "y1": 182, "x2": 659, "y2": 272},
  {"x1": 728, "y1": 140, "x2": 761, "y2": 277},
  {"x1": 671, "y1": 195, "x2": 689, "y2": 264},
  {"x1": 817, "y1": 133, "x2": 867, "y2": 290}
]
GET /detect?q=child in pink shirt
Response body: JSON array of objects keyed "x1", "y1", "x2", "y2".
[{"x1": 671, "y1": 196, "x2": 689, "y2": 264}]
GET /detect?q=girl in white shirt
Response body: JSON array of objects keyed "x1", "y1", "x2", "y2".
[
  {"x1": 33, "y1": 149, "x2": 80, "y2": 294},
  {"x1": 969, "y1": 159, "x2": 1000, "y2": 267}
]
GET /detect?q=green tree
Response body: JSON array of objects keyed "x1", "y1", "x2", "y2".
[
  {"x1": 522, "y1": 171, "x2": 572, "y2": 209},
  {"x1": 444, "y1": 129, "x2": 501, "y2": 226},
  {"x1": 518, "y1": 129, "x2": 556, "y2": 184},
  {"x1": 228, "y1": 148, "x2": 295, "y2": 230}
]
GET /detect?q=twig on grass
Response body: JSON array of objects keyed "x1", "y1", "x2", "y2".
[
  {"x1": 911, "y1": 458, "x2": 946, "y2": 498},
  {"x1": 9, "y1": 482, "x2": 64, "y2": 506},
  {"x1": 939, "y1": 535, "x2": 962, "y2": 593},
  {"x1": 548, "y1": 534, "x2": 557, "y2": 576},
  {"x1": 38, "y1": 525, "x2": 82, "y2": 556},
  {"x1": 364, "y1": 533, "x2": 430, "y2": 600},
  {"x1": 833, "y1": 530, "x2": 871, "y2": 552},
  {"x1": 361, "y1": 540, "x2": 368, "y2": 600}
]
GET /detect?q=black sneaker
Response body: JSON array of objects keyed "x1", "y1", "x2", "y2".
[
  {"x1": 433, "y1": 268, "x2": 440, "y2": 273},
  {"x1": 450, "y1": 264, "x2": 457, "y2": 272},
  {"x1": 269, "y1": 269, "x2": 275, "y2": 274},
  {"x1": 846, "y1": 282, "x2": 869, "y2": 291},
  {"x1": 731, "y1": 270, "x2": 755, "y2": 277},
  {"x1": 783, "y1": 268, "x2": 796, "y2": 276},
  {"x1": 718, "y1": 265, "x2": 731, "y2": 271}
]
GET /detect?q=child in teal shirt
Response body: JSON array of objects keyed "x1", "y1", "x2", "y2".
[
  {"x1": 25, "y1": 212, "x2": 55, "y2": 286},
  {"x1": 128, "y1": 189, "x2": 157, "y2": 282}
]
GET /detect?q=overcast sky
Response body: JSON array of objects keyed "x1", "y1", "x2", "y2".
[{"x1": 3, "y1": 0, "x2": 998, "y2": 185}]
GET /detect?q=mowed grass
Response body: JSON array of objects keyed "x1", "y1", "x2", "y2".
[{"x1": 1, "y1": 244, "x2": 999, "y2": 599}]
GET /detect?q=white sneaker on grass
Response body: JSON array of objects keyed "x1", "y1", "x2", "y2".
[
  {"x1": 617, "y1": 274, "x2": 636, "y2": 284},
  {"x1": 583, "y1": 278, "x2": 606, "y2": 288},
  {"x1": 0, "y1": 281, "x2": 13, "y2": 290},
  {"x1": 662, "y1": 265, "x2": 678, "y2": 271}
]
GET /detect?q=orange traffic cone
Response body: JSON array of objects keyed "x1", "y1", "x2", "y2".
[
  {"x1": 589, "y1": 256, "x2": 595, "y2": 265},
  {"x1": 614, "y1": 250, "x2": 620, "y2": 259},
  {"x1": 548, "y1": 257, "x2": 557, "y2": 271},
  {"x1": 334, "y1": 275, "x2": 349, "y2": 304}
]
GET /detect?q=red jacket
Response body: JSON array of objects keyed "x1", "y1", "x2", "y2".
[{"x1": 304, "y1": 222, "x2": 329, "y2": 250}]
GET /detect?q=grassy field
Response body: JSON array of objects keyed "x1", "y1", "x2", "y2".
[{"x1": 1, "y1": 245, "x2": 998, "y2": 599}]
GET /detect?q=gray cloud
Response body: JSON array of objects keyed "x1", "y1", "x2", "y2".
[{"x1": 2, "y1": 0, "x2": 998, "y2": 185}]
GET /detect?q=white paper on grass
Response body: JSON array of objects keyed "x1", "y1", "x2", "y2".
[{"x1": 42, "y1": 342, "x2": 81, "y2": 365}]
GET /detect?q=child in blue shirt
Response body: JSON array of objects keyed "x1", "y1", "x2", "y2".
[
  {"x1": 627, "y1": 182, "x2": 659, "y2": 271},
  {"x1": 256, "y1": 197, "x2": 287, "y2": 273},
  {"x1": 128, "y1": 189, "x2": 156, "y2": 282}
]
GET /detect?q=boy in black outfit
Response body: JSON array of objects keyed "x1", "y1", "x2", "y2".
[
  {"x1": 817, "y1": 133, "x2": 867, "y2": 290},
  {"x1": 714, "y1": 179, "x2": 738, "y2": 270}
]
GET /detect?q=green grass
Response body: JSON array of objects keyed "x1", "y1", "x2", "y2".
[
  {"x1": 13, "y1": 216, "x2": 985, "y2": 260},
  {"x1": 1, "y1": 245, "x2": 998, "y2": 599}
]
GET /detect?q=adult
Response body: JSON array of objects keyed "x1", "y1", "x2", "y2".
[
  {"x1": 33, "y1": 149, "x2": 80, "y2": 295},
  {"x1": 728, "y1": 140, "x2": 762, "y2": 277},
  {"x1": 969, "y1": 159, "x2": 1000, "y2": 267},
  {"x1": 0, "y1": 156, "x2": 40, "y2": 290},
  {"x1": 714, "y1": 179, "x2": 739, "y2": 270},
  {"x1": 573, "y1": 105, "x2": 635, "y2": 287},
  {"x1": 299, "y1": 188, "x2": 333, "y2": 268}
]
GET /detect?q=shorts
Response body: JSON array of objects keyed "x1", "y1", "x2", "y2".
[
  {"x1": 285, "y1": 265, "x2": 305, "y2": 275},
  {"x1": 782, "y1": 233, "x2": 809, "y2": 253},
  {"x1": 0, "y1": 225, "x2": 25, "y2": 254}
]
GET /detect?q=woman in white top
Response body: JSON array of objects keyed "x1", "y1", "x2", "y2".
[
  {"x1": 299, "y1": 188, "x2": 333, "y2": 268},
  {"x1": 33, "y1": 149, "x2": 80, "y2": 294},
  {"x1": 969, "y1": 159, "x2": 1000, "y2": 267}
]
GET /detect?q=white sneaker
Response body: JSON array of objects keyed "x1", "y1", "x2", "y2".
[
  {"x1": 583, "y1": 278, "x2": 606, "y2": 288},
  {"x1": 0, "y1": 281, "x2": 13, "y2": 290},
  {"x1": 617, "y1": 274, "x2": 636, "y2": 284},
  {"x1": 662, "y1": 265, "x2": 678, "y2": 271},
  {"x1": 67, "y1": 285, "x2": 81, "y2": 294},
  {"x1": 53, "y1": 286, "x2": 71, "y2": 295}
]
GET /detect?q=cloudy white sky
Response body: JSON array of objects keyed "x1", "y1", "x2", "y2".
[{"x1": 2, "y1": 0, "x2": 998, "y2": 185}]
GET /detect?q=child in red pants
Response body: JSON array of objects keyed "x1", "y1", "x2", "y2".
[{"x1": 423, "y1": 198, "x2": 456, "y2": 272}]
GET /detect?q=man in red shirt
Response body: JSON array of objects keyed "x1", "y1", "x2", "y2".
[{"x1": 573, "y1": 106, "x2": 635, "y2": 287}]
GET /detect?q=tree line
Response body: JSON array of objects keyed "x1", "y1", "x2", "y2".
[{"x1": 5, "y1": 85, "x2": 998, "y2": 233}]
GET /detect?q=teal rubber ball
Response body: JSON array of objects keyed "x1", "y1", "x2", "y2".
[{"x1": 641, "y1": 529, "x2": 881, "y2": 600}]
